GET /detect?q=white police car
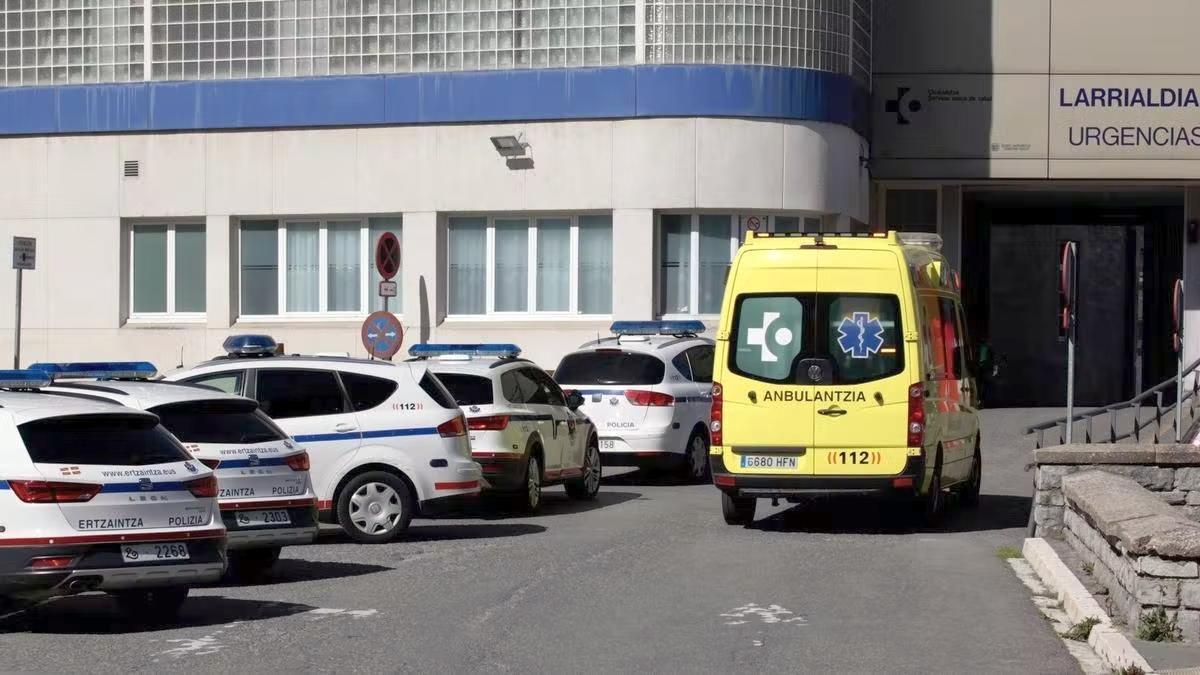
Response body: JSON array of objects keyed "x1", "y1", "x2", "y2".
[
  {"x1": 0, "y1": 369, "x2": 225, "y2": 619},
  {"x1": 554, "y1": 321, "x2": 715, "y2": 482},
  {"x1": 164, "y1": 336, "x2": 481, "y2": 544},
  {"x1": 411, "y1": 344, "x2": 600, "y2": 512},
  {"x1": 34, "y1": 361, "x2": 318, "y2": 579}
]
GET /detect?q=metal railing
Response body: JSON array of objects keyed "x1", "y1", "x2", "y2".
[{"x1": 1026, "y1": 357, "x2": 1200, "y2": 449}]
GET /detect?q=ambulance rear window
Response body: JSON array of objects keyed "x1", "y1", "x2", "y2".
[
  {"x1": 19, "y1": 414, "x2": 190, "y2": 466},
  {"x1": 554, "y1": 351, "x2": 666, "y2": 385},
  {"x1": 150, "y1": 400, "x2": 287, "y2": 445},
  {"x1": 436, "y1": 373, "x2": 495, "y2": 406}
]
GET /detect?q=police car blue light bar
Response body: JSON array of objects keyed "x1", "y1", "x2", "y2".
[
  {"x1": 0, "y1": 369, "x2": 51, "y2": 389},
  {"x1": 610, "y1": 320, "x2": 705, "y2": 336},
  {"x1": 223, "y1": 334, "x2": 278, "y2": 356},
  {"x1": 29, "y1": 361, "x2": 158, "y2": 381},
  {"x1": 408, "y1": 343, "x2": 522, "y2": 358}
]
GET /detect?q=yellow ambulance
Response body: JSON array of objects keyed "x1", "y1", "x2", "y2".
[{"x1": 709, "y1": 231, "x2": 981, "y2": 526}]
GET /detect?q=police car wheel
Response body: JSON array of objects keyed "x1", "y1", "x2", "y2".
[
  {"x1": 227, "y1": 546, "x2": 283, "y2": 581},
  {"x1": 338, "y1": 471, "x2": 414, "y2": 543},
  {"x1": 962, "y1": 445, "x2": 982, "y2": 509},
  {"x1": 721, "y1": 491, "x2": 756, "y2": 526},
  {"x1": 566, "y1": 438, "x2": 601, "y2": 500},
  {"x1": 682, "y1": 431, "x2": 711, "y2": 484},
  {"x1": 113, "y1": 587, "x2": 189, "y2": 621},
  {"x1": 514, "y1": 454, "x2": 542, "y2": 513}
]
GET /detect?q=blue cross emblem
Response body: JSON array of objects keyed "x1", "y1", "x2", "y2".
[{"x1": 836, "y1": 312, "x2": 885, "y2": 359}]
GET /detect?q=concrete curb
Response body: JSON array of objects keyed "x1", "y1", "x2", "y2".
[{"x1": 1024, "y1": 537, "x2": 1156, "y2": 673}]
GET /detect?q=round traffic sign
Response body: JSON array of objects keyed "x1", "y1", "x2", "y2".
[
  {"x1": 375, "y1": 232, "x2": 401, "y2": 281},
  {"x1": 745, "y1": 216, "x2": 761, "y2": 232},
  {"x1": 361, "y1": 311, "x2": 404, "y2": 360}
]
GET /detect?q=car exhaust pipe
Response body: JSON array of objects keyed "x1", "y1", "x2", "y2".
[{"x1": 65, "y1": 576, "x2": 102, "y2": 593}]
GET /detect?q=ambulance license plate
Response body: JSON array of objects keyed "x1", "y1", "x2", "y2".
[
  {"x1": 121, "y1": 542, "x2": 189, "y2": 564},
  {"x1": 235, "y1": 509, "x2": 291, "y2": 528},
  {"x1": 739, "y1": 455, "x2": 799, "y2": 470},
  {"x1": 600, "y1": 440, "x2": 616, "y2": 450}
]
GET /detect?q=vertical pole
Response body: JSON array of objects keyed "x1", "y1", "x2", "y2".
[
  {"x1": 12, "y1": 268, "x2": 21, "y2": 369},
  {"x1": 1178, "y1": 346, "x2": 1185, "y2": 442},
  {"x1": 1066, "y1": 335, "x2": 1075, "y2": 443},
  {"x1": 1064, "y1": 242, "x2": 1077, "y2": 444}
]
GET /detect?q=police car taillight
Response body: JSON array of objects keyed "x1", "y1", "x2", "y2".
[
  {"x1": 625, "y1": 390, "x2": 674, "y2": 406},
  {"x1": 27, "y1": 555, "x2": 77, "y2": 570},
  {"x1": 907, "y1": 383, "x2": 925, "y2": 448},
  {"x1": 468, "y1": 415, "x2": 510, "y2": 431},
  {"x1": 710, "y1": 382, "x2": 723, "y2": 446},
  {"x1": 185, "y1": 475, "x2": 219, "y2": 499},
  {"x1": 437, "y1": 415, "x2": 468, "y2": 437},
  {"x1": 8, "y1": 480, "x2": 101, "y2": 503},
  {"x1": 284, "y1": 451, "x2": 310, "y2": 471}
]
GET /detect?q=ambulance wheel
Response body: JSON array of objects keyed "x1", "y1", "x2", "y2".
[
  {"x1": 566, "y1": 437, "x2": 601, "y2": 500},
  {"x1": 962, "y1": 443, "x2": 982, "y2": 509},
  {"x1": 721, "y1": 492, "x2": 756, "y2": 526},
  {"x1": 227, "y1": 547, "x2": 282, "y2": 581},
  {"x1": 920, "y1": 450, "x2": 946, "y2": 525},
  {"x1": 338, "y1": 471, "x2": 414, "y2": 544},
  {"x1": 682, "y1": 431, "x2": 711, "y2": 484},
  {"x1": 513, "y1": 454, "x2": 542, "y2": 513},
  {"x1": 113, "y1": 587, "x2": 189, "y2": 621}
]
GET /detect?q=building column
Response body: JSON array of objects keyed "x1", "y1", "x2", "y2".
[
  {"x1": 206, "y1": 215, "x2": 233, "y2": 329},
  {"x1": 611, "y1": 208, "x2": 655, "y2": 320},
  {"x1": 402, "y1": 211, "x2": 440, "y2": 344},
  {"x1": 940, "y1": 185, "x2": 962, "y2": 270}
]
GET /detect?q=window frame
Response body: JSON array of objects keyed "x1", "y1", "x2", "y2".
[
  {"x1": 445, "y1": 213, "x2": 613, "y2": 319},
  {"x1": 657, "y1": 212, "x2": 824, "y2": 319},
  {"x1": 127, "y1": 221, "x2": 207, "y2": 323},
  {"x1": 237, "y1": 216, "x2": 393, "y2": 321},
  {"x1": 878, "y1": 183, "x2": 942, "y2": 234}
]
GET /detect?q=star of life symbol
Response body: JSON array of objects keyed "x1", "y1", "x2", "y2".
[
  {"x1": 746, "y1": 312, "x2": 794, "y2": 363},
  {"x1": 837, "y1": 312, "x2": 885, "y2": 359}
]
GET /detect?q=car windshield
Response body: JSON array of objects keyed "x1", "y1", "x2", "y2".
[
  {"x1": 19, "y1": 414, "x2": 191, "y2": 466},
  {"x1": 150, "y1": 400, "x2": 288, "y2": 445},
  {"x1": 434, "y1": 373, "x2": 495, "y2": 406},
  {"x1": 554, "y1": 351, "x2": 666, "y2": 385}
]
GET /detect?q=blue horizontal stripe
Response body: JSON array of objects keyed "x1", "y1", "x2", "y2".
[
  {"x1": 293, "y1": 426, "x2": 439, "y2": 443},
  {"x1": 0, "y1": 65, "x2": 868, "y2": 137},
  {"x1": 101, "y1": 480, "x2": 188, "y2": 493},
  {"x1": 0, "y1": 480, "x2": 9, "y2": 490},
  {"x1": 217, "y1": 457, "x2": 290, "y2": 469}
]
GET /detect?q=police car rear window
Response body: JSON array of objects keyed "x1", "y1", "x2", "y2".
[
  {"x1": 554, "y1": 351, "x2": 666, "y2": 386},
  {"x1": 419, "y1": 372, "x2": 459, "y2": 409},
  {"x1": 436, "y1": 373, "x2": 495, "y2": 406},
  {"x1": 19, "y1": 414, "x2": 191, "y2": 466},
  {"x1": 150, "y1": 401, "x2": 288, "y2": 445}
]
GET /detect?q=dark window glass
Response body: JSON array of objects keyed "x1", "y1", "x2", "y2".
[
  {"x1": 554, "y1": 351, "x2": 666, "y2": 385},
  {"x1": 825, "y1": 294, "x2": 905, "y2": 385},
  {"x1": 528, "y1": 368, "x2": 566, "y2": 406},
  {"x1": 502, "y1": 369, "x2": 549, "y2": 405},
  {"x1": 672, "y1": 352, "x2": 693, "y2": 380},
  {"x1": 19, "y1": 414, "x2": 190, "y2": 465},
  {"x1": 885, "y1": 189, "x2": 938, "y2": 233},
  {"x1": 187, "y1": 371, "x2": 244, "y2": 395},
  {"x1": 151, "y1": 400, "x2": 286, "y2": 445},
  {"x1": 687, "y1": 345, "x2": 714, "y2": 382},
  {"x1": 419, "y1": 372, "x2": 459, "y2": 409},
  {"x1": 256, "y1": 369, "x2": 347, "y2": 418},
  {"x1": 436, "y1": 373, "x2": 495, "y2": 406},
  {"x1": 938, "y1": 298, "x2": 965, "y2": 380},
  {"x1": 340, "y1": 372, "x2": 399, "y2": 411}
]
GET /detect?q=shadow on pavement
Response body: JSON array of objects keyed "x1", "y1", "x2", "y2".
[
  {"x1": 212, "y1": 559, "x2": 392, "y2": 588},
  {"x1": 750, "y1": 493, "x2": 1032, "y2": 535},
  {"x1": 440, "y1": 489, "x2": 643, "y2": 520},
  {"x1": 316, "y1": 521, "x2": 548, "y2": 544},
  {"x1": 0, "y1": 595, "x2": 315, "y2": 635},
  {"x1": 601, "y1": 468, "x2": 703, "y2": 488}
]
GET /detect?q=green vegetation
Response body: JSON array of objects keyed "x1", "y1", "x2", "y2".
[
  {"x1": 996, "y1": 546, "x2": 1022, "y2": 560},
  {"x1": 1136, "y1": 606, "x2": 1182, "y2": 643},
  {"x1": 1063, "y1": 617, "x2": 1100, "y2": 641}
]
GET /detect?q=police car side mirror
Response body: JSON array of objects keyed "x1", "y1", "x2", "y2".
[{"x1": 566, "y1": 391, "x2": 584, "y2": 411}]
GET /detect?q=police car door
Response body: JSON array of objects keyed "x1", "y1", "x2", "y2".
[
  {"x1": 251, "y1": 368, "x2": 361, "y2": 499},
  {"x1": 532, "y1": 368, "x2": 583, "y2": 472},
  {"x1": 516, "y1": 368, "x2": 566, "y2": 478},
  {"x1": 675, "y1": 345, "x2": 714, "y2": 434}
]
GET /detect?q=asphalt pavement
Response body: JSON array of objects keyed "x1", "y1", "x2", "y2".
[{"x1": 1, "y1": 409, "x2": 1080, "y2": 674}]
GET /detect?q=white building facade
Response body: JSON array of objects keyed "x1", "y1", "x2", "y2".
[{"x1": 0, "y1": 0, "x2": 871, "y2": 369}]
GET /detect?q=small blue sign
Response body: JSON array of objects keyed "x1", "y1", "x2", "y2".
[{"x1": 836, "y1": 312, "x2": 885, "y2": 359}]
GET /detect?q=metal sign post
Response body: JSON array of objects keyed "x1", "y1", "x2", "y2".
[
  {"x1": 11, "y1": 237, "x2": 35, "y2": 369},
  {"x1": 1060, "y1": 242, "x2": 1078, "y2": 443},
  {"x1": 375, "y1": 232, "x2": 401, "y2": 318},
  {"x1": 1174, "y1": 278, "x2": 1185, "y2": 442}
]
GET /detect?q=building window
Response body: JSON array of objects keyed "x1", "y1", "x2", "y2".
[
  {"x1": 129, "y1": 223, "x2": 206, "y2": 319},
  {"x1": 885, "y1": 189, "x2": 939, "y2": 233},
  {"x1": 658, "y1": 213, "x2": 820, "y2": 316},
  {"x1": 448, "y1": 214, "x2": 612, "y2": 316},
  {"x1": 239, "y1": 217, "x2": 401, "y2": 318}
]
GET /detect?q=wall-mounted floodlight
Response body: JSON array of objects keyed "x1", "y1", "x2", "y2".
[{"x1": 490, "y1": 134, "x2": 527, "y2": 158}]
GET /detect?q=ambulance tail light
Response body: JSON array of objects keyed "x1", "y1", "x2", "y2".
[
  {"x1": 468, "y1": 415, "x2": 510, "y2": 431},
  {"x1": 8, "y1": 480, "x2": 101, "y2": 503},
  {"x1": 185, "y1": 475, "x2": 219, "y2": 499},
  {"x1": 284, "y1": 451, "x2": 310, "y2": 472},
  {"x1": 625, "y1": 390, "x2": 674, "y2": 407},
  {"x1": 710, "y1": 382, "x2": 723, "y2": 446},
  {"x1": 198, "y1": 458, "x2": 221, "y2": 470},
  {"x1": 907, "y1": 383, "x2": 925, "y2": 448},
  {"x1": 437, "y1": 415, "x2": 468, "y2": 438}
]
